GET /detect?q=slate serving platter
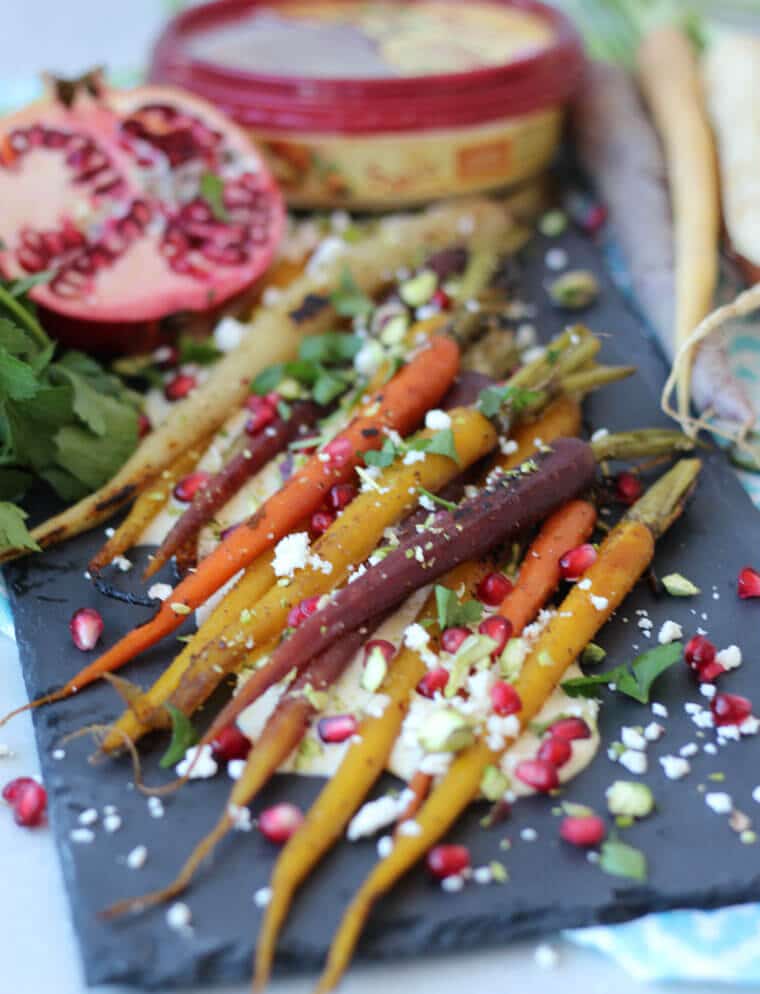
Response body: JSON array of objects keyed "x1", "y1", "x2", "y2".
[{"x1": 7, "y1": 225, "x2": 760, "y2": 990}]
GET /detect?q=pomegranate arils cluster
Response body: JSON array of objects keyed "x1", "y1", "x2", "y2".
[
  {"x1": 478, "y1": 615, "x2": 512, "y2": 656},
  {"x1": 684, "y1": 635, "x2": 724, "y2": 683},
  {"x1": 417, "y1": 667, "x2": 449, "y2": 699},
  {"x1": 711, "y1": 692, "x2": 753, "y2": 728},
  {"x1": 537, "y1": 736, "x2": 572, "y2": 768},
  {"x1": 514, "y1": 758, "x2": 559, "y2": 793},
  {"x1": 2, "y1": 777, "x2": 47, "y2": 828}
]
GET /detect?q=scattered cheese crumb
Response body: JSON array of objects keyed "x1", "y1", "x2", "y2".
[
  {"x1": 272, "y1": 532, "x2": 310, "y2": 578},
  {"x1": 441, "y1": 874, "x2": 465, "y2": 893},
  {"x1": 660, "y1": 755, "x2": 690, "y2": 780},
  {"x1": 52, "y1": 748, "x2": 65, "y2": 760},
  {"x1": 705, "y1": 792, "x2": 733, "y2": 814},
  {"x1": 78, "y1": 808, "x2": 98, "y2": 826},
  {"x1": 658, "y1": 620, "x2": 683, "y2": 645},
  {"x1": 377, "y1": 835, "x2": 394, "y2": 859},
  {"x1": 520, "y1": 827, "x2": 538, "y2": 842},
  {"x1": 148, "y1": 796, "x2": 165, "y2": 819},
  {"x1": 147, "y1": 582, "x2": 172, "y2": 602},
  {"x1": 70, "y1": 828, "x2": 95, "y2": 844},
  {"x1": 166, "y1": 902, "x2": 192, "y2": 932},
  {"x1": 621, "y1": 727, "x2": 646, "y2": 751},
  {"x1": 104, "y1": 813, "x2": 122, "y2": 833},
  {"x1": 534, "y1": 943, "x2": 559, "y2": 969},
  {"x1": 644, "y1": 722, "x2": 664, "y2": 742},
  {"x1": 652, "y1": 702, "x2": 669, "y2": 718},
  {"x1": 127, "y1": 845, "x2": 148, "y2": 870},
  {"x1": 425, "y1": 409, "x2": 451, "y2": 431},
  {"x1": 176, "y1": 744, "x2": 218, "y2": 780},
  {"x1": 228, "y1": 759, "x2": 246, "y2": 781},
  {"x1": 254, "y1": 886, "x2": 272, "y2": 908},
  {"x1": 619, "y1": 749, "x2": 647, "y2": 775},
  {"x1": 716, "y1": 645, "x2": 742, "y2": 671},
  {"x1": 590, "y1": 594, "x2": 609, "y2": 611}
]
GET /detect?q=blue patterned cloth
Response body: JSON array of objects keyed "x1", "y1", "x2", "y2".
[{"x1": 4, "y1": 66, "x2": 760, "y2": 989}]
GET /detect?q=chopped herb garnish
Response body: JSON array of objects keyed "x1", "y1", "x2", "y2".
[
  {"x1": 330, "y1": 267, "x2": 373, "y2": 318},
  {"x1": 178, "y1": 334, "x2": 221, "y2": 366},
  {"x1": 434, "y1": 584, "x2": 483, "y2": 632},
  {"x1": 276, "y1": 399, "x2": 292, "y2": 420},
  {"x1": 159, "y1": 705, "x2": 199, "y2": 768},
  {"x1": 251, "y1": 364, "x2": 284, "y2": 396},
  {"x1": 299, "y1": 331, "x2": 362, "y2": 364},
  {"x1": 599, "y1": 838, "x2": 647, "y2": 882},
  {"x1": 417, "y1": 486, "x2": 457, "y2": 511},
  {"x1": 199, "y1": 171, "x2": 230, "y2": 222},
  {"x1": 477, "y1": 384, "x2": 542, "y2": 420},
  {"x1": 364, "y1": 438, "x2": 399, "y2": 468},
  {"x1": 561, "y1": 642, "x2": 682, "y2": 704}
]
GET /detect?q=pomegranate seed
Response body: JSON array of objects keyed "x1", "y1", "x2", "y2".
[
  {"x1": 559, "y1": 543, "x2": 597, "y2": 580},
  {"x1": 431, "y1": 287, "x2": 451, "y2": 310},
  {"x1": 264, "y1": 392, "x2": 281, "y2": 409},
  {"x1": 323, "y1": 436, "x2": 353, "y2": 466},
  {"x1": 560, "y1": 814, "x2": 606, "y2": 847},
  {"x1": 416, "y1": 667, "x2": 450, "y2": 698},
  {"x1": 245, "y1": 396, "x2": 277, "y2": 435},
  {"x1": 738, "y1": 566, "x2": 760, "y2": 599},
  {"x1": 164, "y1": 372, "x2": 197, "y2": 402},
  {"x1": 138, "y1": 412, "x2": 152, "y2": 438},
  {"x1": 426, "y1": 844, "x2": 470, "y2": 879},
  {"x1": 287, "y1": 595, "x2": 321, "y2": 629},
  {"x1": 514, "y1": 758, "x2": 559, "y2": 792},
  {"x1": 2, "y1": 776, "x2": 36, "y2": 804},
  {"x1": 318, "y1": 714, "x2": 358, "y2": 744},
  {"x1": 211, "y1": 725, "x2": 251, "y2": 762},
  {"x1": 698, "y1": 660, "x2": 726, "y2": 683},
  {"x1": 684, "y1": 635, "x2": 716, "y2": 672},
  {"x1": 258, "y1": 802, "x2": 304, "y2": 844},
  {"x1": 490, "y1": 681, "x2": 522, "y2": 716},
  {"x1": 476, "y1": 572, "x2": 513, "y2": 606},
  {"x1": 13, "y1": 780, "x2": 47, "y2": 828},
  {"x1": 440, "y1": 626, "x2": 470, "y2": 654},
  {"x1": 310, "y1": 509, "x2": 335, "y2": 535},
  {"x1": 328, "y1": 483, "x2": 356, "y2": 511},
  {"x1": 615, "y1": 471, "x2": 642, "y2": 506},
  {"x1": 711, "y1": 692, "x2": 753, "y2": 727},
  {"x1": 364, "y1": 639, "x2": 395, "y2": 665},
  {"x1": 69, "y1": 607, "x2": 104, "y2": 651},
  {"x1": 537, "y1": 736, "x2": 572, "y2": 768},
  {"x1": 549, "y1": 717, "x2": 591, "y2": 741},
  {"x1": 478, "y1": 615, "x2": 512, "y2": 656},
  {"x1": 173, "y1": 470, "x2": 210, "y2": 503}
]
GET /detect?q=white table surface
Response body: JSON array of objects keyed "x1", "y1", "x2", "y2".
[{"x1": 0, "y1": 2, "x2": 727, "y2": 991}]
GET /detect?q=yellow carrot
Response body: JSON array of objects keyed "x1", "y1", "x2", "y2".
[{"x1": 315, "y1": 459, "x2": 701, "y2": 992}]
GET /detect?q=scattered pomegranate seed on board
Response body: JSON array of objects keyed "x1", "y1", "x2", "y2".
[
  {"x1": 69, "y1": 607, "x2": 104, "y2": 651},
  {"x1": 711, "y1": 693, "x2": 752, "y2": 727},
  {"x1": 615, "y1": 471, "x2": 642, "y2": 505},
  {"x1": 426, "y1": 844, "x2": 470, "y2": 879},
  {"x1": 738, "y1": 567, "x2": 760, "y2": 599},
  {"x1": 560, "y1": 814, "x2": 606, "y2": 847},
  {"x1": 211, "y1": 725, "x2": 251, "y2": 762},
  {"x1": 258, "y1": 803, "x2": 304, "y2": 843}
]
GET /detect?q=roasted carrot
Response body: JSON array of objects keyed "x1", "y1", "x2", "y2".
[
  {"x1": 201, "y1": 438, "x2": 596, "y2": 748},
  {"x1": 143, "y1": 400, "x2": 322, "y2": 579},
  {"x1": 10, "y1": 198, "x2": 513, "y2": 561},
  {"x1": 254, "y1": 497, "x2": 594, "y2": 986},
  {"x1": 315, "y1": 459, "x2": 702, "y2": 992},
  {"x1": 637, "y1": 26, "x2": 720, "y2": 425},
  {"x1": 88, "y1": 437, "x2": 214, "y2": 573},
  {"x1": 98, "y1": 405, "x2": 498, "y2": 751},
  {"x1": 0, "y1": 337, "x2": 460, "y2": 724}
]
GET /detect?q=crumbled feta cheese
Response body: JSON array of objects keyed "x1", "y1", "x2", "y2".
[
  {"x1": 78, "y1": 808, "x2": 98, "y2": 826},
  {"x1": 621, "y1": 727, "x2": 647, "y2": 751},
  {"x1": 214, "y1": 315, "x2": 246, "y2": 352},
  {"x1": 148, "y1": 796, "x2": 164, "y2": 819},
  {"x1": 228, "y1": 759, "x2": 246, "y2": 781},
  {"x1": 705, "y1": 792, "x2": 733, "y2": 814},
  {"x1": 679, "y1": 743, "x2": 698, "y2": 758},
  {"x1": 419, "y1": 752, "x2": 453, "y2": 776},
  {"x1": 425, "y1": 409, "x2": 451, "y2": 431},
  {"x1": 402, "y1": 449, "x2": 426, "y2": 465},
  {"x1": 637, "y1": 617, "x2": 653, "y2": 631},
  {"x1": 127, "y1": 845, "x2": 148, "y2": 870},
  {"x1": 520, "y1": 827, "x2": 538, "y2": 842},
  {"x1": 660, "y1": 755, "x2": 690, "y2": 780},
  {"x1": 347, "y1": 792, "x2": 412, "y2": 841},
  {"x1": 398, "y1": 819, "x2": 422, "y2": 837},
  {"x1": 619, "y1": 749, "x2": 647, "y2": 775},
  {"x1": 499, "y1": 438, "x2": 519, "y2": 456},
  {"x1": 272, "y1": 532, "x2": 310, "y2": 578},
  {"x1": 590, "y1": 594, "x2": 609, "y2": 611},
  {"x1": 717, "y1": 724, "x2": 741, "y2": 742},
  {"x1": 404, "y1": 623, "x2": 430, "y2": 652},
  {"x1": 441, "y1": 874, "x2": 465, "y2": 893},
  {"x1": 577, "y1": 578, "x2": 592, "y2": 590},
  {"x1": 166, "y1": 902, "x2": 192, "y2": 932},
  {"x1": 658, "y1": 620, "x2": 683, "y2": 645},
  {"x1": 354, "y1": 340, "x2": 385, "y2": 378},
  {"x1": 103, "y1": 813, "x2": 122, "y2": 833},
  {"x1": 545, "y1": 248, "x2": 568, "y2": 270},
  {"x1": 112, "y1": 555, "x2": 133, "y2": 573},
  {"x1": 644, "y1": 722, "x2": 664, "y2": 742},
  {"x1": 51, "y1": 748, "x2": 65, "y2": 760},
  {"x1": 473, "y1": 866, "x2": 493, "y2": 885},
  {"x1": 741, "y1": 716, "x2": 760, "y2": 736},
  {"x1": 652, "y1": 702, "x2": 668, "y2": 718},
  {"x1": 700, "y1": 683, "x2": 717, "y2": 699},
  {"x1": 534, "y1": 943, "x2": 559, "y2": 969},
  {"x1": 70, "y1": 828, "x2": 95, "y2": 844},
  {"x1": 147, "y1": 582, "x2": 173, "y2": 602},
  {"x1": 377, "y1": 835, "x2": 394, "y2": 859},
  {"x1": 176, "y1": 744, "x2": 218, "y2": 780},
  {"x1": 590, "y1": 427, "x2": 609, "y2": 443},
  {"x1": 365, "y1": 694, "x2": 390, "y2": 718},
  {"x1": 228, "y1": 804, "x2": 253, "y2": 831},
  {"x1": 752, "y1": 786, "x2": 760, "y2": 805},
  {"x1": 254, "y1": 886, "x2": 272, "y2": 908},
  {"x1": 716, "y1": 645, "x2": 742, "y2": 671}
]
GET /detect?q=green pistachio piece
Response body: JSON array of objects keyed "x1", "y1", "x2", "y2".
[
  {"x1": 445, "y1": 634, "x2": 498, "y2": 698},
  {"x1": 549, "y1": 269, "x2": 599, "y2": 310},
  {"x1": 399, "y1": 269, "x2": 438, "y2": 308},
  {"x1": 606, "y1": 780, "x2": 655, "y2": 818},
  {"x1": 500, "y1": 637, "x2": 527, "y2": 681},
  {"x1": 379, "y1": 313, "x2": 410, "y2": 346},
  {"x1": 539, "y1": 209, "x2": 568, "y2": 237},
  {"x1": 278, "y1": 376, "x2": 304, "y2": 400},
  {"x1": 661, "y1": 573, "x2": 701, "y2": 597},
  {"x1": 418, "y1": 708, "x2": 475, "y2": 753},
  {"x1": 581, "y1": 642, "x2": 607, "y2": 666},
  {"x1": 480, "y1": 764, "x2": 510, "y2": 801},
  {"x1": 361, "y1": 646, "x2": 388, "y2": 693}
]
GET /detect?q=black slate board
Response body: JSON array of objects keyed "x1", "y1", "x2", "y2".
[{"x1": 7, "y1": 226, "x2": 760, "y2": 990}]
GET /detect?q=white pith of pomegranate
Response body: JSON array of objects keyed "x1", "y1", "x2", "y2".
[{"x1": 0, "y1": 83, "x2": 284, "y2": 352}]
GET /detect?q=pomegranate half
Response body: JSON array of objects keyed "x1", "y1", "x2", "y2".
[{"x1": 0, "y1": 75, "x2": 285, "y2": 353}]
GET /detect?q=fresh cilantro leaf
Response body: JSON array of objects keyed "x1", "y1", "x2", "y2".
[
  {"x1": 599, "y1": 838, "x2": 647, "y2": 882},
  {"x1": 435, "y1": 585, "x2": 484, "y2": 631},
  {"x1": 364, "y1": 438, "x2": 398, "y2": 468},
  {"x1": 199, "y1": 171, "x2": 229, "y2": 222},
  {"x1": 0, "y1": 468, "x2": 33, "y2": 501},
  {"x1": 54, "y1": 393, "x2": 138, "y2": 490},
  {"x1": 561, "y1": 643, "x2": 682, "y2": 704},
  {"x1": 478, "y1": 384, "x2": 542, "y2": 420},
  {"x1": 313, "y1": 368, "x2": 349, "y2": 406},
  {"x1": 159, "y1": 705, "x2": 199, "y2": 768},
  {"x1": 417, "y1": 486, "x2": 457, "y2": 511},
  {"x1": 0, "y1": 318, "x2": 39, "y2": 358},
  {"x1": 298, "y1": 332, "x2": 362, "y2": 364},
  {"x1": 52, "y1": 364, "x2": 110, "y2": 435},
  {"x1": 330, "y1": 267, "x2": 373, "y2": 318},
  {"x1": 251, "y1": 364, "x2": 284, "y2": 395},
  {"x1": 284, "y1": 358, "x2": 320, "y2": 386},
  {"x1": 0, "y1": 502, "x2": 39, "y2": 552},
  {"x1": 424, "y1": 428, "x2": 460, "y2": 464},
  {"x1": 0, "y1": 348, "x2": 40, "y2": 401},
  {"x1": 178, "y1": 335, "x2": 221, "y2": 366}
]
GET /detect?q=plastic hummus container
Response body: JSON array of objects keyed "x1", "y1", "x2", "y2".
[{"x1": 151, "y1": 0, "x2": 584, "y2": 210}]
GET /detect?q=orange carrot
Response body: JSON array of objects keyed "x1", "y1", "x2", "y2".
[
  {"x1": 499, "y1": 498, "x2": 597, "y2": 634},
  {"x1": 0, "y1": 336, "x2": 460, "y2": 724}
]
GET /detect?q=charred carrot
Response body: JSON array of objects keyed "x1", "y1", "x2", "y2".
[
  {"x1": 316, "y1": 459, "x2": 702, "y2": 992},
  {"x1": 0, "y1": 337, "x2": 460, "y2": 723},
  {"x1": 144, "y1": 401, "x2": 322, "y2": 579},
  {"x1": 98, "y1": 405, "x2": 498, "y2": 751},
  {"x1": 202, "y1": 438, "x2": 596, "y2": 772},
  {"x1": 88, "y1": 436, "x2": 215, "y2": 573}
]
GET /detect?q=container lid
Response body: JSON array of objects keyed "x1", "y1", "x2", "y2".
[{"x1": 151, "y1": 0, "x2": 585, "y2": 135}]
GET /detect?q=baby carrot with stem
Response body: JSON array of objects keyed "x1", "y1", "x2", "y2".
[
  {"x1": 254, "y1": 497, "x2": 598, "y2": 988},
  {"x1": 1, "y1": 336, "x2": 460, "y2": 726},
  {"x1": 315, "y1": 458, "x2": 702, "y2": 993}
]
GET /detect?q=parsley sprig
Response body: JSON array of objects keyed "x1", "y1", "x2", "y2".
[
  {"x1": 251, "y1": 331, "x2": 363, "y2": 406},
  {"x1": 434, "y1": 585, "x2": 483, "y2": 631},
  {"x1": 364, "y1": 428, "x2": 460, "y2": 468},
  {"x1": 0, "y1": 278, "x2": 140, "y2": 552},
  {"x1": 561, "y1": 642, "x2": 682, "y2": 704}
]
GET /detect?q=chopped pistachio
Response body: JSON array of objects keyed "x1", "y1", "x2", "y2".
[
  {"x1": 445, "y1": 635, "x2": 498, "y2": 698},
  {"x1": 399, "y1": 269, "x2": 437, "y2": 308},
  {"x1": 606, "y1": 780, "x2": 655, "y2": 819},
  {"x1": 418, "y1": 709, "x2": 475, "y2": 753},
  {"x1": 489, "y1": 860, "x2": 509, "y2": 883},
  {"x1": 278, "y1": 376, "x2": 303, "y2": 400},
  {"x1": 170, "y1": 602, "x2": 191, "y2": 616},
  {"x1": 549, "y1": 269, "x2": 599, "y2": 310},
  {"x1": 538, "y1": 209, "x2": 568, "y2": 237},
  {"x1": 661, "y1": 573, "x2": 701, "y2": 597},
  {"x1": 481, "y1": 765, "x2": 510, "y2": 802},
  {"x1": 361, "y1": 646, "x2": 388, "y2": 693},
  {"x1": 561, "y1": 801, "x2": 595, "y2": 818},
  {"x1": 379, "y1": 313, "x2": 410, "y2": 346},
  {"x1": 500, "y1": 637, "x2": 527, "y2": 681},
  {"x1": 581, "y1": 642, "x2": 607, "y2": 666},
  {"x1": 302, "y1": 684, "x2": 328, "y2": 710}
]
